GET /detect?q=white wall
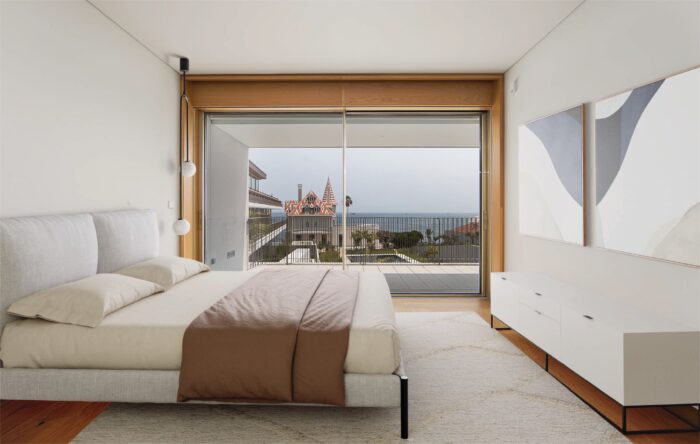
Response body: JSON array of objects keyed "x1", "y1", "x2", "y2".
[
  {"x1": 504, "y1": 1, "x2": 700, "y2": 327},
  {"x1": 205, "y1": 125, "x2": 249, "y2": 271},
  {"x1": 0, "y1": 1, "x2": 180, "y2": 254}
]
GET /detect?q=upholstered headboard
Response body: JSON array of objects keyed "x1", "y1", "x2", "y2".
[
  {"x1": 92, "y1": 210, "x2": 159, "y2": 273},
  {"x1": 0, "y1": 209, "x2": 159, "y2": 332}
]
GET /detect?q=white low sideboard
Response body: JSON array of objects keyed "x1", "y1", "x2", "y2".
[{"x1": 491, "y1": 272, "x2": 699, "y2": 415}]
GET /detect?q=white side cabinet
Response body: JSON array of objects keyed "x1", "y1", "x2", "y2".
[{"x1": 490, "y1": 272, "x2": 700, "y2": 410}]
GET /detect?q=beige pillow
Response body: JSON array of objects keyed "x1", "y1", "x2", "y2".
[
  {"x1": 8, "y1": 274, "x2": 163, "y2": 327},
  {"x1": 116, "y1": 256, "x2": 209, "y2": 289}
]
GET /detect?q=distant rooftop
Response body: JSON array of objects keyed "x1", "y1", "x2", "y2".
[{"x1": 285, "y1": 181, "x2": 337, "y2": 216}]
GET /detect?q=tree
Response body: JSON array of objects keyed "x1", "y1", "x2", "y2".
[
  {"x1": 351, "y1": 231, "x2": 364, "y2": 249},
  {"x1": 425, "y1": 244, "x2": 439, "y2": 262},
  {"x1": 441, "y1": 232, "x2": 458, "y2": 245},
  {"x1": 363, "y1": 230, "x2": 376, "y2": 253},
  {"x1": 425, "y1": 228, "x2": 433, "y2": 244},
  {"x1": 391, "y1": 231, "x2": 423, "y2": 248},
  {"x1": 377, "y1": 230, "x2": 393, "y2": 249}
]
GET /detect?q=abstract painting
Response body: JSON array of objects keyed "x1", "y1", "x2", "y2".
[
  {"x1": 519, "y1": 105, "x2": 584, "y2": 245},
  {"x1": 595, "y1": 67, "x2": 699, "y2": 266}
]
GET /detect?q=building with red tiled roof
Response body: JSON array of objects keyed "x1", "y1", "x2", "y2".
[
  {"x1": 283, "y1": 180, "x2": 379, "y2": 251},
  {"x1": 444, "y1": 220, "x2": 481, "y2": 245},
  {"x1": 284, "y1": 181, "x2": 339, "y2": 247},
  {"x1": 454, "y1": 221, "x2": 480, "y2": 235},
  {"x1": 284, "y1": 190, "x2": 336, "y2": 216},
  {"x1": 284, "y1": 178, "x2": 337, "y2": 216}
]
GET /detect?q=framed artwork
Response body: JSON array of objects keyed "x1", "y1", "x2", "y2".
[
  {"x1": 594, "y1": 66, "x2": 699, "y2": 267},
  {"x1": 519, "y1": 105, "x2": 584, "y2": 245}
]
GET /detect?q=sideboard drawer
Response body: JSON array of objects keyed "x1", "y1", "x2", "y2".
[
  {"x1": 491, "y1": 274, "x2": 519, "y2": 329},
  {"x1": 518, "y1": 303, "x2": 560, "y2": 358},
  {"x1": 520, "y1": 288, "x2": 560, "y2": 321},
  {"x1": 560, "y1": 306, "x2": 624, "y2": 403}
]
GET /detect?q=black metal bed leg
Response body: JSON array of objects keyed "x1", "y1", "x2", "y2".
[
  {"x1": 400, "y1": 376, "x2": 408, "y2": 439},
  {"x1": 490, "y1": 314, "x2": 493, "y2": 328}
]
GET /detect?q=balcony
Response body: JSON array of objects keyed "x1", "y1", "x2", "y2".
[
  {"x1": 248, "y1": 216, "x2": 481, "y2": 294},
  {"x1": 248, "y1": 188, "x2": 283, "y2": 208}
]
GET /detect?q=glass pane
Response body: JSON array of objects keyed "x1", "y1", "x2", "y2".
[
  {"x1": 346, "y1": 113, "x2": 482, "y2": 294},
  {"x1": 204, "y1": 113, "x2": 343, "y2": 270}
]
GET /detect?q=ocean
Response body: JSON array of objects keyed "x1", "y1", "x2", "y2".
[
  {"x1": 271, "y1": 211, "x2": 479, "y2": 218},
  {"x1": 269, "y1": 211, "x2": 480, "y2": 235}
]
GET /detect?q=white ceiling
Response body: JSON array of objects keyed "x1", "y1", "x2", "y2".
[{"x1": 90, "y1": 0, "x2": 581, "y2": 74}]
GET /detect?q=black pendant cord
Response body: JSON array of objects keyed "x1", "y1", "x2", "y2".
[
  {"x1": 182, "y1": 70, "x2": 189, "y2": 163},
  {"x1": 178, "y1": 66, "x2": 190, "y2": 221},
  {"x1": 178, "y1": 72, "x2": 184, "y2": 221}
]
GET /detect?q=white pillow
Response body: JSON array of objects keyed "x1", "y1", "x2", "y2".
[
  {"x1": 7, "y1": 274, "x2": 163, "y2": 328},
  {"x1": 116, "y1": 256, "x2": 209, "y2": 289}
]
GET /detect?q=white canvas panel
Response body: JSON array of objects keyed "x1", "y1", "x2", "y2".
[
  {"x1": 518, "y1": 108, "x2": 584, "y2": 245},
  {"x1": 595, "y1": 67, "x2": 700, "y2": 266}
]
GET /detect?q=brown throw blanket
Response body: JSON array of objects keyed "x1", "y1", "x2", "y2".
[{"x1": 177, "y1": 268, "x2": 359, "y2": 406}]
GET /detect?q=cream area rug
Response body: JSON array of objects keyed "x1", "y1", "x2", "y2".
[{"x1": 74, "y1": 312, "x2": 628, "y2": 443}]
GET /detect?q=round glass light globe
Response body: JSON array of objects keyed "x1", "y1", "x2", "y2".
[
  {"x1": 173, "y1": 218, "x2": 190, "y2": 235},
  {"x1": 181, "y1": 161, "x2": 197, "y2": 177}
]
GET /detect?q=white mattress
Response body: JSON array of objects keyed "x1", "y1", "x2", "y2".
[{"x1": 0, "y1": 270, "x2": 400, "y2": 374}]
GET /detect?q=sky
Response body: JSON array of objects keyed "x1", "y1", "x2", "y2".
[{"x1": 249, "y1": 147, "x2": 480, "y2": 214}]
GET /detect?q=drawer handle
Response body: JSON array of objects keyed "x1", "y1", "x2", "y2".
[
  {"x1": 500, "y1": 277, "x2": 507, "y2": 281},
  {"x1": 535, "y1": 310, "x2": 542, "y2": 315},
  {"x1": 583, "y1": 314, "x2": 594, "y2": 320},
  {"x1": 534, "y1": 292, "x2": 542, "y2": 296}
]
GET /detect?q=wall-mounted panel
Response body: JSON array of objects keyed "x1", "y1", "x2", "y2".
[
  {"x1": 518, "y1": 105, "x2": 584, "y2": 245},
  {"x1": 594, "y1": 67, "x2": 699, "y2": 267}
]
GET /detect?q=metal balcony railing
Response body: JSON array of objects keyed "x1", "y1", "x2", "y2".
[{"x1": 248, "y1": 216, "x2": 480, "y2": 269}]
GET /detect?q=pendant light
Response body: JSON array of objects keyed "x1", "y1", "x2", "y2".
[
  {"x1": 173, "y1": 218, "x2": 190, "y2": 236},
  {"x1": 179, "y1": 57, "x2": 196, "y2": 178},
  {"x1": 174, "y1": 57, "x2": 192, "y2": 236}
]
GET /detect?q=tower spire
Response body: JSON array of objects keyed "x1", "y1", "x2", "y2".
[{"x1": 322, "y1": 177, "x2": 336, "y2": 206}]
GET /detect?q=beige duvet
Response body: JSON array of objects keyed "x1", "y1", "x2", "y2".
[{"x1": 0, "y1": 270, "x2": 400, "y2": 374}]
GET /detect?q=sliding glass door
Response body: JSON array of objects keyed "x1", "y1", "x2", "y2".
[
  {"x1": 203, "y1": 111, "x2": 484, "y2": 295},
  {"x1": 345, "y1": 113, "x2": 482, "y2": 294}
]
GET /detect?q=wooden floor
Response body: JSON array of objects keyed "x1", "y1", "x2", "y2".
[
  {"x1": 1, "y1": 297, "x2": 697, "y2": 443},
  {"x1": 0, "y1": 401, "x2": 109, "y2": 444}
]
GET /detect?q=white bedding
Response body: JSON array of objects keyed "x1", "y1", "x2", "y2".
[{"x1": 0, "y1": 270, "x2": 400, "y2": 374}]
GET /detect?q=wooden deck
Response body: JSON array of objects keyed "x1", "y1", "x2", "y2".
[{"x1": 254, "y1": 264, "x2": 481, "y2": 294}]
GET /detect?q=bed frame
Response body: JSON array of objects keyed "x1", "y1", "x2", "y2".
[{"x1": 0, "y1": 210, "x2": 409, "y2": 439}]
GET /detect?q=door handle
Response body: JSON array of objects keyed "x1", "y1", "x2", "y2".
[
  {"x1": 500, "y1": 277, "x2": 506, "y2": 281},
  {"x1": 583, "y1": 314, "x2": 594, "y2": 320}
]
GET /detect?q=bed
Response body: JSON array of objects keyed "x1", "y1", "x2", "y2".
[{"x1": 0, "y1": 210, "x2": 408, "y2": 438}]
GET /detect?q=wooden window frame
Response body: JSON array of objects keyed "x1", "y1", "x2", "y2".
[{"x1": 180, "y1": 74, "x2": 504, "y2": 294}]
